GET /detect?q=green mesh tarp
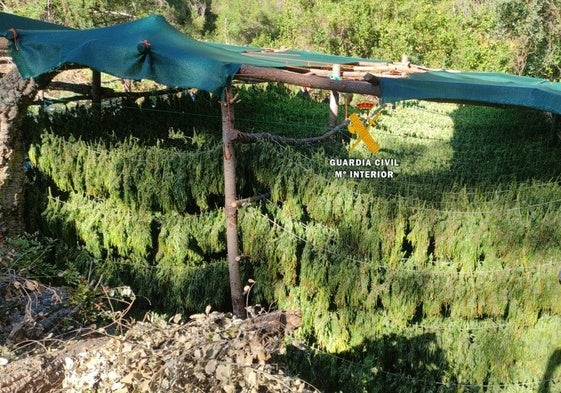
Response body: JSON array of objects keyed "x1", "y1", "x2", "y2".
[
  {"x1": 206, "y1": 41, "x2": 383, "y2": 68},
  {"x1": 3, "y1": 11, "x2": 561, "y2": 114},
  {"x1": 0, "y1": 12, "x2": 381, "y2": 94},
  {"x1": 1, "y1": 14, "x2": 247, "y2": 93},
  {"x1": 380, "y1": 71, "x2": 561, "y2": 114}
]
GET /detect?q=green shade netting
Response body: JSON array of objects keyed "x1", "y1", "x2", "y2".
[
  {"x1": 1, "y1": 14, "x2": 245, "y2": 93},
  {"x1": 205, "y1": 41, "x2": 384, "y2": 68},
  {"x1": 3, "y1": 11, "x2": 561, "y2": 114},
  {"x1": 0, "y1": 12, "x2": 382, "y2": 94},
  {"x1": 380, "y1": 70, "x2": 561, "y2": 114}
]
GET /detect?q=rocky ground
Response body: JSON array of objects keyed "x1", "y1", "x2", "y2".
[{"x1": 0, "y1": 270, "x2": 315, "y2": 392}]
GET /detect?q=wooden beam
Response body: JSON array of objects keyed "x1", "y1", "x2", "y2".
[{"x1": 236, "y1": 64, "x2": 381, "y2": 96}]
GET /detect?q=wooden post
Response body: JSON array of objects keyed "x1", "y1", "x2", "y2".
[
  {"x1": 551, "y1": 113, "x2": 559, "y2": 145},
  {"x1": 329, "y1": 64, "x2": 341, "y2": 127},
  {"x1": 221, "y1": 87, "x2": 245, "y2": 319},
  {"x1": 91, "y1": 69, "x2": 101, "y2": 113}
]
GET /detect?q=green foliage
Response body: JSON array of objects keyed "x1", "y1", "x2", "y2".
[
  {"x1": 25, "y1": 91, "x2": 222, "y2": 146},
  {"x1": 493, "y1": 0, "x2": 561, "y2": 79},
  {"x1": 8, "y1": 1, "x2": 561, "y2": 388},
  {"x1": 1, "y1": 234, "x2": 62, "y2": 282},
  {"x1": 0, "y1": 233, "x2": 139, "y2": 330},
  {"x1": 156, "y1": 210, "x2": 225, "y2": 265},
  {"x1": 267, "y1": 0, "x2": 514, "y2": 72},
  {"x1": 42, "y1": 193, "x2": 154, "y2": 259},
  {"x1": 209, "y1": 0, "x2": 283, "y2": 45},
  {"x1": 237, "y1": 100, "x2": 561, "y2": 390},
  {"x1": 25, "y1": 95, "x2": 234, "y2": 312},
  {"x1": 4, "y1": 0, "x2": 191, "y2": 29},
  {"x1": 24, "y1": 87, "x2": 561, "y2": 391},
  {"x1": 30, "y1": 132, "x2": 223, "y2": 214},
  {"x1": 234, "y1": 83, "x2": 335, "y2": 138}
]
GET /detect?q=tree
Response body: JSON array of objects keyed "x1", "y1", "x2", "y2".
[
  {"x1": 0, "y1": 67, "x2": 53, "y2": 243},
  {"x1": 493, "y1": 0, "x2": 561, "y2": 79}
]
